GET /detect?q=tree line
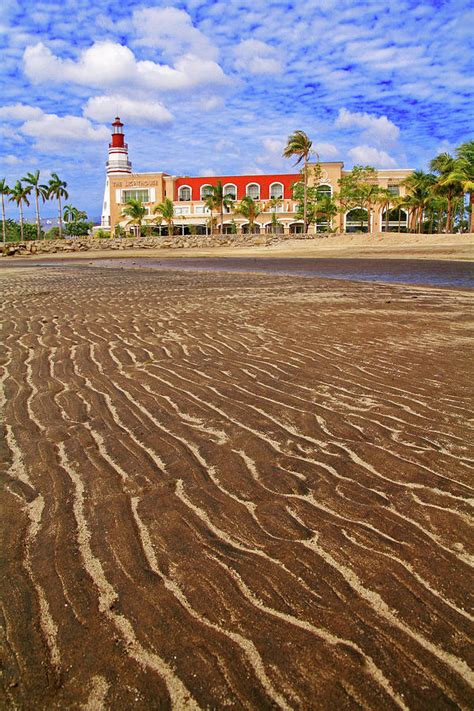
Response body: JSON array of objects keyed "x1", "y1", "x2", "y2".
[
  {"x1": 0, "y1": 171, "x2": 91, "y2": 243},
  {"x1": 2, "y1": 133, "x2": 473, "y2": 242}
]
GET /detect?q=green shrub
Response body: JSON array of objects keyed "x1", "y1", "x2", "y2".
[
  {"x1": 45, "y1": 226, "x2": 60, "y2": 240},
  {"x1": 4, "y1": 220, "x2": 44, "y2": 241},
  {"x1": 64, "y1": 221, "x2": 93, "y2": 237},
  {"x1": 95, "y1": 228, "x2": 110, "y2": 239}
]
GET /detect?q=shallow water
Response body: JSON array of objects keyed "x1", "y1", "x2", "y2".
[
  {"x1": 7, "y1": 256, "x2": 474, "y2": 289},
  {"x1": 91, "y1": 256, "x2": 474, "y2": 289}
]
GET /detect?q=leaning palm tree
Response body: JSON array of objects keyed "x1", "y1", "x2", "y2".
[
  {"x1": 122, "y1": 199, "x2": 147, "y2": 237},
  {"x1": 0, "y1": 178, "x2": 10, "y2": 243},
  {"x1": 283, "y1": 130, "x2": 313, "y2": 233},
  {"x1": 47, "y1": 173, "x2": 68, "y2": 239},
  {"x1": 8, "y1": 181, "x2": 32, "y2": 240},
  {"x1": 23, "y1": 170, "x2": 48, "y2": 240},
  {"x1": 235, "y1": 195, "x2": 261, "y2": 233},
  {"x1": 153, "y1": 197, "x2": 175, "y2": 236}
]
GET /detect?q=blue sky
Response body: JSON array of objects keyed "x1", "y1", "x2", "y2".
[{"x1": 1, "y1": 0, "x2": 473, "y2": 219}]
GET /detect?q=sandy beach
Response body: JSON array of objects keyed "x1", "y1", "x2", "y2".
[{"x1": 1, "y1": 262, "x2": 473, "y2": 709}]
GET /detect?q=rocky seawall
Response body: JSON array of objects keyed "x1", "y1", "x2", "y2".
[{"x1": 1, "y1": 233, "x2": 309, "y2": 256}]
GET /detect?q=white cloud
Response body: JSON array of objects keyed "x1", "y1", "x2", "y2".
[
  {"x1": 348, "y1": 145, "x2": 397, "y2": 168},
  {"x1": 0, "y1": 104, "x2": 109, "y2": 152},
  {"x1": 0, "y1": 103, "x2": 43, "y2": 121},
  {"x1": 314, "y1": 142, "x2": 339, "y2": 159},
  {"x1": 197, "y1": 96, "x2": 224, "y2": 111},
  {"x1": 84, "y1": 95, "x2": 173, "y2": 125},
  {"x1": 21, "y1": 114, "x2": 108, "y2": 146},
  {"x1": 234, "y1": 40, "x2": 283, "y2": 75},
  {"x1": 336, "y1": 108, "x2": 400, "y2": 144},
  {"x1": 255, "y1": 137, "x2": 287, "y2": 171},
  {"x1": 132, "y1": 7, "x2": 217, "y2": 61},
  {"x1": 24, "y1": 41, "x2": 228, "y2": 92},
  {"x1": 3, "y1": 154, "x2": 20, "y2": 164}
]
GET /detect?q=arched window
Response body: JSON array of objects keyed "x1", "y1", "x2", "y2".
[
  {"x1": 381, "y1": 208, "x2": 408, "y2": 232},
  {"x1": 246, "y1": 183, "x2": 260, "y2": 200},
  {"x1": 269, "y1": 182, "x2": 284, "y2": 200},
  {"x1": 200, "y1": 184, "x2": 213, "y2": 199},
  {"x1": 289, "y1": 222, "x2": 305, "y2": 234},
  {"x1": 223, "y1": 183, "x2": 237, "y2": 200},
  {"x1": 316, "y1": 184, "x2": 332, "y2": 197},
  {"x1": 345, "y1": 208, "x2": 369, "y2": 233},
  {"x1": 178, "y1": 185, "x2": 192, "y2": 201}
]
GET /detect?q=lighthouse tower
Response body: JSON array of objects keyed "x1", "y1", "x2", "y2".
[{"x1": 101, "y1": 117, "x2": 132, "y2": 228}]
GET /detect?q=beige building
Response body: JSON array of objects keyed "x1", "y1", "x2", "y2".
[{"x1": 101, "y1": 118, "x2": 412, "y2": 235}]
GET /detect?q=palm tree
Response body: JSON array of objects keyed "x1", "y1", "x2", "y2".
[
  {"x1": 8, "y1": 181, "x2": 32, "y2": 240},
  {"x1": 360, "y1": 182, "x2": 381, "y2": 234},
  {"x1": 206, "y1": 181, "x2": 234, "y2": 234},
  {"x1": 47, "y1": 173, "x2": 68, "y2": 239},
  {"x1": 377, "y1": 188, "x2": 393, "y2": 232},
  {"x1": 0, "y1": 179, "x2": 10, "y2": 244},
  {"x1": 402, "y1": 170, "x2": 437, "y2": 233},
  {"x1": 440, "y1": 141, "x2": 474, "y2": 232},
  {"x1": 23, "y1": 170, "x2": 48, "y2": 240},
  {"x1": 122, "y1": 199, "x2": 147, "y2": 237},
  {"x1": 429, "y1": 153, "x2": 462, "y2": 233},
  {"x1": 63, "y1": 204, "x2": 79, "y2": 225},
  {"x1": 265, "y1": 196, "x2": 282, "y2": 232},
  {"x1": 315, "y1": 194, "x2": 337, "y2": 233},
  {"x1": 235, "y1": 195, "x2": 261, "y2": 233},
  {"x1": 283, "y1": 130, "x2": 313, "y2": 233},
  {"x1": 153, "y1": 197, "x2": 174, "y2": 236},
  {"x1": 203, "y1": 192, "x2": 218, "y2": 235}
]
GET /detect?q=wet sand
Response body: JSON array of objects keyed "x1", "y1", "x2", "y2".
[
  {"x1": 1, "y1": 264, "x2": 473, "y2": 709},
  {"x1": 6, "y1": 255, "x2": 474, "y2": 289}
]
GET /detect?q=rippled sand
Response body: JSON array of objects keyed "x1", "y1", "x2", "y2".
[{"x1": 1, "y1": 265, "x2": 473, "y2": 709}]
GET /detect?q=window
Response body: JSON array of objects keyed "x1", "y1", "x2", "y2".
[
  {"x1": 269, "y1": 182, "x2": 284, "y2": 200},
  {"x1": 388, "y1": 185, "x2": 400, "y2": 196},
  {"x1": 122, "y1": 189, "x2": 149, "y2": 203},
  {"x1": 200, "y1": 184, "x2": 213, "y2": 199},
  {"x1": 175, "y1": 206, "x2": 190, "y2": 215},
  {"x1": 317, "y1": 184, "x2": 332, "y2": 197},
  {"x1": 246, "y1": 183, "x2": 260, "y2": 200},
  {"x1": 223, "y1": 183, "x2": 237, "y2": 200},
  {"x1": 179, "y1": 186, "x2": 192, "y2": 201}
]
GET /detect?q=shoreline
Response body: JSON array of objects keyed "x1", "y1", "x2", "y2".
[{"x1": 2, "y1": 232, "x2": 473, "y2": 262}]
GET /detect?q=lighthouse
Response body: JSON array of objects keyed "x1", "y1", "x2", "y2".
[{"x1": 101, "y1": 117, "x2": 132, "y2": 227}]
